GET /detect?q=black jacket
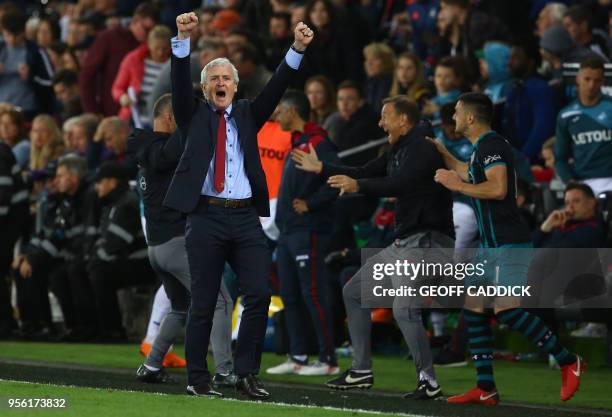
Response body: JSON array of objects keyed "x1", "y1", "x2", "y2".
[
  {"x1": 164, "y1": 48, "x2": 299, "y2": 216},
  {"x1": 26, "y1": 41, "x2": 55, "y2": 115},
  {"x1": 533, "y1": 217, "x2": 607, "y2": 248},
  {"x1": 276, "y1": 123, "x2": 340, "y2": 234},
  {"x1": 333, "y1": 104, "x2": 385, "y2": 167},
  {"x1": 91, "y1": 183, "x2": 147, "y2": 263},
  {"x1": 322, "y1": 122, "x2": 454, "y2": 240},
  {"x1": 26, "y1": 181, "x2": 98, "y2": 267},
  {"x1": 364, "y1": 74, "x2": 393, "y2": 115},
  {"x1": 0, "y1": 141, "x2": 29, "y2": 245},
  {"x1": 127, "y1": 128, "x2": 185, "y2": 246}
]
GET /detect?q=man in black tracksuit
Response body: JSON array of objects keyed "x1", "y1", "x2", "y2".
[
  {"x1": 15, "y1": 155, "x2": 99, "y2": 340},
  {"x1": 0, "y1": 140, "x2": 29, "y2": 337},
  {"x1": 13, "y1": 163, "x2": 58, "y2": 338},
  {"x1": 88, "y1": 162, "x2": 155, "y2": 341},
  {"x1": 266, "y1": 91, "x2": 341, "y2": 376},
  {"x1": 126, "y1": 94, "x2": 234, "y2": 385},
  {"x1": 293, "y1": 95, "x2": 454, "y2": 398}
]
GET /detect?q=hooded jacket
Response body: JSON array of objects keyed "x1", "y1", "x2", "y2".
[
  {"x1": 276, "y1": 122, "x2": 340, "y2": 233},
  {"x1": 482, "y1": 42, "x2": 513, "y2": 103}
]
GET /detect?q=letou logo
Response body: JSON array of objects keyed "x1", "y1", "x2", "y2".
[{"x1": 483, "y1": 154, "x2": 502, "y2": 165}]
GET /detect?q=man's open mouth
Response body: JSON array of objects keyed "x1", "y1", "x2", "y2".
[{"x1": 215, "y1": 91, "x2": 226, "y2": 98}]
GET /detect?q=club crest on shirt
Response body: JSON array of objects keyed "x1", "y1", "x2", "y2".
[{"x1": 139, "y1": 176, "x2": 147, "y2": 191}]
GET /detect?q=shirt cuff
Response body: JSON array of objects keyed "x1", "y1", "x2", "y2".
[
  {"x1": 284, "y1": 48, "x2": 303, "y2": 70},
  {"x1": 171, "y1": 36, "x2": 190, "y2": 59}
]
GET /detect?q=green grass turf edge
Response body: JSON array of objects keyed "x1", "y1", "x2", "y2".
[{"x1": 0, "y1": 342, "x2": 610, "y2": 409}]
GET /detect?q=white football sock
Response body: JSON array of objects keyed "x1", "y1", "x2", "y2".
[{"x1": 144, "y1": 286, "x2": 171, "y2": 344}]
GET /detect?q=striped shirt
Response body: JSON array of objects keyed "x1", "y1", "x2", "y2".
[{"x1": 139, "y1": 58, "x2": 167, "y2": 126}]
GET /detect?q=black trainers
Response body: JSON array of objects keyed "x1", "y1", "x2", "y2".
[
  {"x1": 212, "y1": 372, "x2": 238, "y2": 388},
  {"x1": 402, "y1": 380, "x2": 443, "y2": 400},
  {"x1": 136, "y1": 364, "x2": 172, "y2": 383},
  {"x1": 326, "y1": 369, "x2": 373, "y2": 390}
]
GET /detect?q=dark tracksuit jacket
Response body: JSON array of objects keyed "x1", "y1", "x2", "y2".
[
  {"x1": 25, "y1": 182, "x2": 98, "y2": 268},
  {"x1": 126, "y1": 128, "x2": 184, "y2": 246},
  {"x1": 274, "y1": 122, "x2": 340, "y2": 364},
  {"x1": 0, "y1": 141, "x2": 29, "y2": 246},
  {"x1": 90, "y1": 183, "x2": 147, "y2": 263},
  {"x1": 275, "y1": 122, "x2": 340, "y2": 234},
  {"x1": 321, "y1": 122, "x2": 455, "y2": 240}
]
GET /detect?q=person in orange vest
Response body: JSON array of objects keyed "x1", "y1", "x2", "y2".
[{"x1": 257, "y1": 118, "x2": 292, "y2": 241}]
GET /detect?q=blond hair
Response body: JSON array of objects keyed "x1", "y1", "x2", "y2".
[
  {"x1": 148, "y1": 24, "x2": 172, "y2": 44},
  {"x1": 30, "y1": 114, "x2": 64, "y2": 170},
  {"x1": 363, "y1": 42, "x2": 396, "y2": 75}
]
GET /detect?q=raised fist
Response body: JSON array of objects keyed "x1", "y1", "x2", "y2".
[
  {"x1": 176, "y1": 12, "x2": 198, "y2": 40},
  {"x1": 292, "y1": 22, "x2": 314, "y2": 52}
]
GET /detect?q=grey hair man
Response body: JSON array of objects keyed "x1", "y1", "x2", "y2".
[
  {"x1": 128, "y1": 93, "x2": 235, "y2": 387},
  {"x1": 199, "y1": 57, "x2": 240, "y2": 100}
]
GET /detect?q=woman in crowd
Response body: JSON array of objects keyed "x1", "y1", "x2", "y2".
[
  {"x1": 30, "y1": 114, "x2": 64, "y2": 171},
  {"x1": 389, "y1": 52, "x2": 432, "y2": 109},
  {"x1": 303, "y1": 0, "x2": 363, "y2": 84},
  {"x1": 31, "y1": 16, "x2": 61, "y2": 114},
  {"x1": 305, "y1": 75, "x2": 336, "y2": 126},
  {"x1": 36, "y1": 15, "x2": 61, "y2": 49},
  {"x1": 362, "y1": 42, "x2": 395, "y2": 114}
]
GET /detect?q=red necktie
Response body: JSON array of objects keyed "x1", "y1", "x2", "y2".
[{"x1": 214, "y1": 110, "x2": 226, "y2": 193}]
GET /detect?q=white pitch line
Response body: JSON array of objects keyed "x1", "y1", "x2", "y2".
[{"x1": 0, "y1": 379, "x2": 433, "y2": 417}]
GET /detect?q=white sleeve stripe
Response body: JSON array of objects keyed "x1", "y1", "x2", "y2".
[
  {"x1": 96, "y1": 247, "x2": 117, "y2": 261},
  {"x1": 10, "y1": 190, "x2": 28, "y2": 204},
  {"x1": 41, "y1": 240, "x2": 60, "y2": 257},
  {"x1": 107, "y1": 223, "x2": 135, "y2": 243},
  {"x1": 65, "y1": 225, "x2": 85, "y2": 238},
  {"x1": 560, "y1": 110, "x2": 581, "y2": 119}
]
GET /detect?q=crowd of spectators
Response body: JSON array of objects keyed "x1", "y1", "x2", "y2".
[{"x1": 0, "y1": 0, "x2": 611, "y2": 352}]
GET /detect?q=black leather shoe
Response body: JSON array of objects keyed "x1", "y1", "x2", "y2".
[
  {"x1": 136, "y1": 364, "x2": 172, "y2": 383},
  {"x1": 212, "y1": 372, "x2": 238, "y2": 388},
  {"x1": 186, "y1": 383, "x2": 223, "y2": 397},
  {"x1": 236, "y1": 374, "x2": 271, "y2": 400}
]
